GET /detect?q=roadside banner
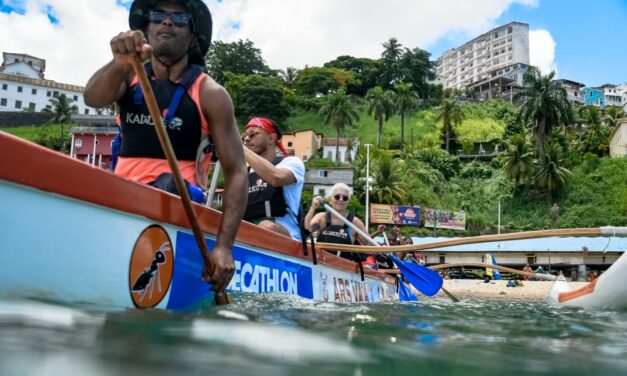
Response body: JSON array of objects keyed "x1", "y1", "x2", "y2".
[
  {"x1": 369, "y1": 204, "x2": 421, "y2": 226},
  {"x1": 423, "y1": 208, "x2": 466, "y2": 231}
]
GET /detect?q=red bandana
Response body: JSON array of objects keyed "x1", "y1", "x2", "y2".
[{"x1": 244, "y1": 117, "x2": 289, "y2": 156}]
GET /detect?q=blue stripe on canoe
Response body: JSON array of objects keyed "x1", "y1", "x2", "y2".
[{"x1": 167, "y1": 232, "x2": 314, "y2": 309}]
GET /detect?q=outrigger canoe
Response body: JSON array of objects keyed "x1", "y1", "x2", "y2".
[
  {"x1": 0, "y1": 131, "x2": 398, "y2": 310},
  {"x1": 547, "y1": 250, "x2": 627, "y2": 310}
]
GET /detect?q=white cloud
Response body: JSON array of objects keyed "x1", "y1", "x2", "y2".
[
  {"x1": 1, "y1": 0, "x2": 540, "y2": 85},
  {"x1": 529, "y1": 29, "x2": 558, "y2": 75}
]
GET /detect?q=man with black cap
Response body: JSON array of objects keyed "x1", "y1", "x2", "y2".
[{"x1": 84, "y1": 0, "x2": 247, "y2": 294}]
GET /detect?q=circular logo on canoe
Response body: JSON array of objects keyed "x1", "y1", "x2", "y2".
[{"x1": 129, "y1": 225, "x2": 174, "y2": 308}]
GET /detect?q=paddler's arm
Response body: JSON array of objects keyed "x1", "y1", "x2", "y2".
[
  {"x1": 304, "y1": 196, "x2": 324, "y2": 230},
  {"x1": 243, "y1": 147, "x2": 296, "y2": 187},
  {"x1": 201, "y1": 77, "x2": 247, "y2": 293},
  {"x1": 84, "y1": 30, "x2": 151, "y2": 107}
]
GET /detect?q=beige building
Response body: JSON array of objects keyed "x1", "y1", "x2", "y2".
[
  {"x1": 609, "y1": 118, "x2": 627, "y2": 158},
  {"x1": 281, "y1": 129, "x2": 322, "y2": 161},
  {"x1": 436, "y1": 22, "x2": 530, "y2": 90}
]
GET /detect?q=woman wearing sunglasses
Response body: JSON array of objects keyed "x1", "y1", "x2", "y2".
[{"x1": 305, "y1": 183, "x2": 376, "y2": 263}]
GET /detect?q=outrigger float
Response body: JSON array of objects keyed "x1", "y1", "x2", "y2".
[{"x1": 0, "y1": 131, "x2": 399, "y2": 310}]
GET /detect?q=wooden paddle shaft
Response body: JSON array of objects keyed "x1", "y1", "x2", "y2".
[
  {"x1": 130, "y1": 56, "x2": 230, "y2": 305},
  {"x1": 380, "y1": 263, "x2": 556, "y2": 281},
  {"x1": 317, "y1": 227, "x2": 627, "y2": 254}
]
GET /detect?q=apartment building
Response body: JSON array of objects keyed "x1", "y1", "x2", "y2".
[
  {"x1": 555, "y1": 79, "x2": 585, "y2": 105},
  {"x1": 0, "y1": 52, "x2": 95, "y2": 114},
  {"x1": 436, "y1": 22, "x2": 530, "y2": 90}
]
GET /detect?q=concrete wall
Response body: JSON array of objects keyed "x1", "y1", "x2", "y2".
[{"x1": 609, "y1": 119, "x2": 627, "y2": 158}]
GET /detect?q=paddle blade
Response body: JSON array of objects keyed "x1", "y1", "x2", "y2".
[
  {"x1": 398, "y1": 276, "x2": 418, "y2": 302},
  {"x1": 390, "y1": 255, "x2": 443, "y2": 297}
]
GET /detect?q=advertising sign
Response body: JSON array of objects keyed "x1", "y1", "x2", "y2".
[
  {"x1": 423, "y1": 208, "x2": 466, "y2": 231},
  {"x1": 369, "y1": 204, "x2": 421, "y2": 226}
]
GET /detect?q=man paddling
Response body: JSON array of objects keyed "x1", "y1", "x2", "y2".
[
  {"x1": 84, "y1": 0, "x2": 247, "y2": 294},
  {"x1": 241, "y1": 117, "x2": 305, "y2": 240}
]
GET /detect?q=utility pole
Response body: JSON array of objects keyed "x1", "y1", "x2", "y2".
[
  {"x1": 498, "y1": 201, "x2": 501, "y2": 235},
  {"x1": 365, "y1": 144, "x2": 372, "y2": 229}
]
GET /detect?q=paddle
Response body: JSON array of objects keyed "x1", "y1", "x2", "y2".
[
  {"x1": 321, "y1": 203, "x2": 443, "y2": 298},
  {"x1": 130, "y1": 55, "x2": 230, "y2": 306}
]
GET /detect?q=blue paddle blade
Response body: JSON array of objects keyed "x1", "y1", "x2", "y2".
[
  {"x1": 398, "y1": 276, "x2": 418, "y2": 302},
  {"x1": 390, "y1": 255, "x2": 443, "y2": 297}
]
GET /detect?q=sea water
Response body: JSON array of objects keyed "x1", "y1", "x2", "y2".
[{"x1": 1, "y1": 295, "x2": 626, "y2": 376}]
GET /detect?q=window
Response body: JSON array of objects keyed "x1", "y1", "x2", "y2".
[
  {"x1": 53, "y1": 91, "x2": 59, "y2": 98},
  {"x1": 287, "y1": 141, "x2": 293, "y2": 147},
  {"x1": 32, "y1": 88, "x2": 37, "y2": 95},
  {"x1": 84, "y1": 109, "x2": 89, "y2": 115},
  {"x1": 0, "y1": 98, "x2": 6, "y2": 106},
  {"x1": 1, "y1": 84, "x2": 7, "y2": 90},
  {"x1": 17, "y1": 86, "x2": 23, "y2": 93},
  {"x1": 29, "y1": 103, "x2": 36, "y2": 111},
  {"x1": 508, "y1": 27, "x2": 513, "y2": 34},
  {"x1": 73, "y1": 95, "x2": 78, "y2": 101},
  {"x1": 47, "y1": 91, "x2": 52, "y2": 97},
  {"x1": 439, "y1": 254, "x2": 446, "y2": 264},
  {"x1": 318, "y1": 170, "x2": 328, "y2": 178},
  {"x1": 318, "y1": 188, "x2": 326, "y2": 197},
  {"x1": 527, "y1": 254, "x2": 536, "y2": 265},
  {"x1": 15, "y1": 100, "x2": 22, "y2": 109}
]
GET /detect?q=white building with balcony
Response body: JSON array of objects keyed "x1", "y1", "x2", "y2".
[
  {"x1": 0, "y1": 52, "x2": 96, "y2": 114},
  {"x1": 436, "y1": 22, "x2": 530, "y2": 90}
]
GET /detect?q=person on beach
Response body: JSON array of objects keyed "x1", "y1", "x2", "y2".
[
  {"x1": 522, "y1": 263, "x2": 533, "y2": 280},
  {"x1": 83, "y1": 0, "x2": 248, "y2": 294},
  {"x1": 242, "y1": 117, "x2": 305, "y2": 241}
]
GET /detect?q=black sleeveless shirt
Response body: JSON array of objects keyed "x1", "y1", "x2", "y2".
[
  {"x1": 316, "y1": 211, "x2": 355, "y2": 245},
  {"x1": 243, "y1": 157, "x2": 288, "y2": 221},
  {"x1": 118, "y1": 74, "x2": 202, "y2": 161}
]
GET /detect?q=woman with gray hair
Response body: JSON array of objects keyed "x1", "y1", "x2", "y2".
[{"x1": 304, "y1": 183, "x2": 372, "y2": 261}]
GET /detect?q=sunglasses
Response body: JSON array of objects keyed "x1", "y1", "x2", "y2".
[
  {"x1": 241, "y1": 131, "x2": 261, "y2": 141},
  {"x1": 333, "y1": 194, "x2": 349, "y2": 202},
  {"x1": 149, "y1": 10, "x2": 192, "y2": 28}
]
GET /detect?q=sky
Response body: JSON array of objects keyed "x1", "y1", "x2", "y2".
[{"x1": 0, "y1": 0, "x2": 625, "y2": 88}]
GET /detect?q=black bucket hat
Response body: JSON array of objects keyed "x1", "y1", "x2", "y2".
[{"x1": 129, "y1": 0, "x2": 212, "y2": 66}]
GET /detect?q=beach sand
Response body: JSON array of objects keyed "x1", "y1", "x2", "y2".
[{"x1": 428, "y1": 279, "x2": 589, "y2": 301}]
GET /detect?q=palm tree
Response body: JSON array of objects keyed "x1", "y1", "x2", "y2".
[
  {"x1": 319, "y1": 88, "x2": 360, "y2": 163},
  {"x1": 280, "y1": 67, "x2": 299, "y2": 89},
  {"x1": 394, "y1": 82, "x2": 418, "y2": 152},
  {"x1": 366, "y1": 86, "x2": 395, "y2": 148},
  {"x1": 380, "y1": 38, "x2": 404, "y2": 88},
  {"x1": 381, "y1": 37, "x2": 403, "y2": 61},
  {"x1": 371, "y1": 152, "x2": 407, "y2": 204},
  {"x1": 436, "y1": 98, "x2": 464, "y2": 153},
  {"x1": 603, "y1": 106, "x2": 625, "y2": 129},
  {"x1": 533, "y1": 141, "x2": 571, "y2": 203},
  {"x1": 580, "y1": 106, "x2": 610, "y2": 156},
  {"x1": 502, "y1": 134, "x2": 535, "y2": 186},
  {"x1": 516, "y1": 67, "x2": 571, "y2": 158},
  {"x1": 43, "y1": 93, "x2": 78, "y2": 152}
]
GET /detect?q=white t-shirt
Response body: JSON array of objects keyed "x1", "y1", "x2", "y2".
[{"x1": 250, "y1": 156, "x2": 305, "y2": 241}]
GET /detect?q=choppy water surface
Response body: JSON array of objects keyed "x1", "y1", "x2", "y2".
[{"x1": 1, "y1": 295, "x2": 626, "y2": 376}]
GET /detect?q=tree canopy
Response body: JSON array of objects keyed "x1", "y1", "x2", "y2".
[{"x1": 205, "y1": 39, "x2": 272, "y2": 85}]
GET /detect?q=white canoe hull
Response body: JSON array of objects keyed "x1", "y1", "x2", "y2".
[{"x1": 0, "y1": 132, "x2": 398, "y2": 310}]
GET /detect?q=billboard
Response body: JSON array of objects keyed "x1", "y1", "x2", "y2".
[
  {"x1": 369, "y1": 204, "x2": 421, "y2": 226},
  {"x1": 423, "y1": 208, "x2": 466, "y2": 231}
]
